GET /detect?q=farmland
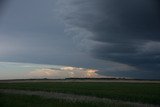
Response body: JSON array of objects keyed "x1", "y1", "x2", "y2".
[
  {"x1": 0, "y1": 81, "x2": 160, "y2": 107},
  {"x1": 0, "y1": 93, "x2": 146, "y2": 107}
]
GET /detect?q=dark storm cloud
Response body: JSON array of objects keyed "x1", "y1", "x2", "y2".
[
  {"x1": 59, "y1": 0, "x2": 160, "y2": 78},
  {"x1": 0, "y1": 0, "x2": 5, "y2": 6},
  {"x1": 90, "y1": 0, "x2": 160, "y2": 42},
  {"x1": 0, "y1": 0, "x2": 160, "y2": 79},
  {"x1": 0, "y1": 0, "x2": 112, "y2": 70},
  {"x1": 91, "y1": 0, "x2": 160, "y2": 73},
  {"x1": 0, "y1": 0, "x2": 7, "y2": 13}
]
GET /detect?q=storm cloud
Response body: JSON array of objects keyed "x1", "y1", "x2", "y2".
[
  {"x1": 0, "y1": 0, "x2": 160, "y2": 79},
  {"x1": 0, "y1": 0, "x2": 7, "y2": 14},
  {"x1": 58, "y1": 0, "x2": 160, "y2": 78}
]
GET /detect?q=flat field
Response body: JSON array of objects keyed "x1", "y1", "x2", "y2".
[
  {"x1": 0, "y1": 93, "x2": 142, "y2": 107},
  {"x1": 0, "y1": 81, "x2": 160, "y2": 107}
]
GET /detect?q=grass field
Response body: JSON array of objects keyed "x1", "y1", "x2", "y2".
[
  {"x1": 0, "y1": 82, "x2": 160, "y2": 105},
  {"x1": 0, "y1": 93, "x2": 143, "y2": 107}
]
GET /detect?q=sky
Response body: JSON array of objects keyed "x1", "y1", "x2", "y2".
[
  {"x1": 0, "y1": 62, "x2": 104, "y2": 80},
  {"x1": 0, "y1": 0, "x2": 160, "y2": 79}
]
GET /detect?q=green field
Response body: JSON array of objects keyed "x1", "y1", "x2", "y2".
[
  {"x1": 0, "y1": 82, "x2": 159, "y2": 105},
  {"x1": 1, "y1": 93, "x2": 134, "y2": 107}
]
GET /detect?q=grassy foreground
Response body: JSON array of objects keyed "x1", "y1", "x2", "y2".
[
  {"x1": 0, "y1": 82, "x2": 159, "y2": 105},
  {"x1": 0, "y1": 93, "x2": 136, "y2": 107}
]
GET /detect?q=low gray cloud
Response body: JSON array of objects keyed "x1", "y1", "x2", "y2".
[{"x1": 57, "y1": 0, "x2": 160, "y2": 79}]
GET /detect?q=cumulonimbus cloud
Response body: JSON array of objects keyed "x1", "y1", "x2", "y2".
[
  {"x1": 56, "y1": 0, "x2": 160, "y2": 79},
  {"x1": 28, "y1": 66, "x2": 108, "y2": 79}
]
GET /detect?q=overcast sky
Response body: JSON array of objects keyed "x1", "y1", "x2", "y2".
[{"x1": 0, "y1": 0, "x2": 160, "y2": 79}]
